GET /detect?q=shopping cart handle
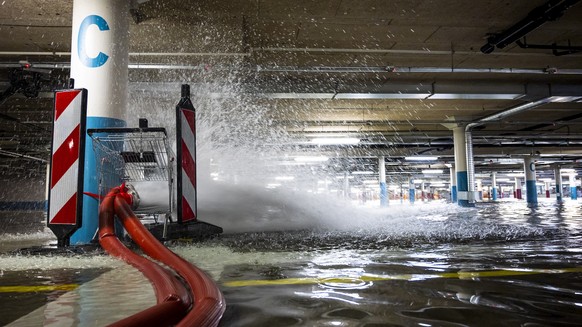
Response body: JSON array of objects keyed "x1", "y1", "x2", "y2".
[{"x1": 87, "y1": 127, "x2": 167, "y2": 136}]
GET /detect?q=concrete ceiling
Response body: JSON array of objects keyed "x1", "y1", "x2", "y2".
[{"x1": 1, "y1": 0, "x2": 582, "y2": 183}]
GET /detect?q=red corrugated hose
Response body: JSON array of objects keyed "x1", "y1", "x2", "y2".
[{"x1": 98, "y1": 186, "x2": 225, "y2": 327}]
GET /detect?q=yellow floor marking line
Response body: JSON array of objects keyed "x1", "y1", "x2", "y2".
[
  {"x1": 223, "y1": 267, "x2": 582, "y2": 288},
  {"x1": 0, "y1": 284, "x2": 79, "y2": 293}
]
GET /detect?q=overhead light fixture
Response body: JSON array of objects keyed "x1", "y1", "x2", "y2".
[
  {"x1": 275, "y1": 176, "x2": 295, "y2": 181},
  {"x1": 405, "y1": 156, "x2": 438, "y2": 161},
  {"x1": 294, "y1": 156, "x2": 329, "y2": 162},
  {"x1": 427, "y1": 93, "x2": 523, "y2": 100},
  {"x1": 263, "y1": 93, "x2": 335, "y2": 99},
  {"x1": 311, "y1": 137, "x2": 360, "y2": 145},
  {"x1": 352, "y1": 171, "x2": 375, "y2": 175},
  {"x1": 334, "y1": 93, "x2": 429, "y2": 99},
  {"x1": 422, "y1": 169, "x2": 443, "y2": 174},
  {"x1": 506, "y1": 173, "x2": 525, "y2": 177}
]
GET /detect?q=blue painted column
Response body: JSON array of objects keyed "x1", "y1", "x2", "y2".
[
  {"x1": 524, "y1": 157, "x2": 538, "y2": 205},
  {"x1": 379, "y1": 156, "x2": 388, "y2": 207},
  {"x1": 554, "y1": 166, "x2": 562, "y2": 202},
  {"x1": 571, "y1": 176, "x2": 578, "y2": 199},
  {"x1": 491, "y1": 172, "x2": 498, "y2": 201},
  {"x1": 453, "y1": 126, "x2": 474, "y2": 207},
  {"x1": 408, "y1": 176, "x2": 415, "y2": 204},
  {"x1": 69, "y1": 0, "x2": 129, "y2": 244},
  {"x1": 449, "y1": 166, "x2": 457, "y2": 202}
]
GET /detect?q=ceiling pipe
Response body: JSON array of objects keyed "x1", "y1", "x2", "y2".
[
  {"x1": 256, "y1": 66, "x2": 582, "y2": 75},
  {"x1": 1, "y1": 62, "x2": 581, "y2": 75},
  {"x1": 463, "y1": 96, "x2": 554, "y2": 202},
  {"x1": 1, "y1": 60, "x2": 582, "y2": 77},
  {"x1": 481, "y1": 0, "x2": 581, "y2": 54}
]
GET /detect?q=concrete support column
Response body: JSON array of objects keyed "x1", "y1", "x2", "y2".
[
  {"x1": 554, "y1": 166, "x2": 562, "y2": 202},
  {"x1": 449, "y1": 166, "x2": 457, "y2": 202},
  {"x1": 343, "y1": 171, "x2": 350, "y2": 200},
  {"x1": 491, "y1": 172, "x2": 498, "y2": 201},
  {"x1": 453, "y1": 126, "x2": 473, "y2": 207},
  {"x1": 524, "y1": 157, "x2": 537, "y2": 205},
  {"x1": 569, "y1": 173, "x2": 577, "y2": 200},
  {"x1": 70, "y1": 0, "x2": 129, "y2": 244},
  {"x1": 420, "y1": 181, "x2": 425, "y2": 201},
  {"x1": 408, "y1": 176, "x2": 415, "y2": 204},
  {"x1": 476, "y1": 179, "x2": 482, "y2": 200},
  {"x1": 378, "y1": 156, "x2": 388, "y2": 207},
  {"x1": 515, "y1": 178, "x2": 522, "y2": 199}
]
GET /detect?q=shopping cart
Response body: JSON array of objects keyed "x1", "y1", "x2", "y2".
[{"x1": 88, "y1": 120, "x2": 175, "y2": 239}]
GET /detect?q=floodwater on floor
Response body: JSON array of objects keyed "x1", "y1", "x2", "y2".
[{"x1": 1, "y1": 199, "x2": 582, "y2": 326}]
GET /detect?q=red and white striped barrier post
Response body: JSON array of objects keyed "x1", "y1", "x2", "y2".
[
  {"x1": 47, "y1": 88, "x2": 87, "y2": 246},
  {"x1": 176, "y1": 84, "x2": 197, "y2": 223}
]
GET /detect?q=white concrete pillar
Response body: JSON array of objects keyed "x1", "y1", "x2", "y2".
[
  {"x1": 70, "y1": 0, "x2": 129, "y2": 244},
  {"x1": 453, "y1": 126, "x2": 472, "y2": 206},
  {"x1": 379, "y1": 156, "x2": 387, "y2": 206},
  {"x1": 554, "y1": 166, "x2": 562, "y2": 202}
]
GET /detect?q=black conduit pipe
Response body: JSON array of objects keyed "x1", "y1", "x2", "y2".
[{"x1": 481, "y1": 0, "x2": 580, "y2": 54}]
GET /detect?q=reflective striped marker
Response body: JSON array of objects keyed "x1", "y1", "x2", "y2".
[
  {"x1": 176, "y1": 84, "x2": 197, "y2": 223},
  {"x1": 48, "y1": 89, "x2": 87, "y2": 246}
]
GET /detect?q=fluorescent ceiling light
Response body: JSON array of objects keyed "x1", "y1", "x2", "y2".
[
  {"x1": 363, "y1": 180, "x2": 379, "y2": 184},
  {"x1": 264, "y1": 93, "x2": 334, "y2": 99},
  {"x1": 334, "y1": 93, "x2": 429, "y2": 99},
  {"x1": 561, "y1": 168, "x2": 576, "y2": 173},
  {"x1": 496, "y1": 178, "x2": 511, "y2": 182},
  {"x1": 275, "y1": 176, "x2": 295, "y2": 181},
  {"x1": 405, "y1": 156, "x2": 438, "y2": 161},
  {"x1": 422, "y1": 169, "x2": 443, "y2": 174},
  {"x1": 505, "y1": 173, "x2": 525, "y2": 177},
  {"x1": 311, "y1": 137, "x2": 360, "y2": 145},
  {"x1": 428, "y1": 93, "x2": 523, "y2": 100},
  {"x1": 294, "y1": 156, "x2": 329, "y2": 162},
  {"x1": 352, "y1": 171, "x2": 375, "y2": 175}
]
